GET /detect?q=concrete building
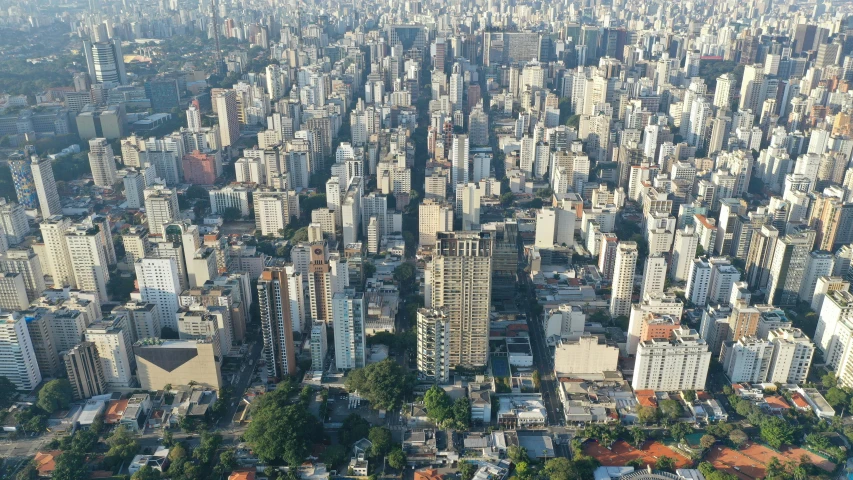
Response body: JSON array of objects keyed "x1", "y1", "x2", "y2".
[
  {"x1": 87, "y1": 138, "x2": 119, "y2": 186},
  {"x1": 0, "y1": 272, "x2": 30, "y2": 310},
  {"x1": 134, "y1": 337, "x2": 222, "y2": 391},
  {"x1": 30, "y1": 156, "x2": 61, "y2": 218},
  {"x1": 686, "y1": 258, "x2": 711, "y2": 306},
  {"x1": 427, "y1": 231, "x2": 493, "y2": 367},
  {"x1": 610, "y1": 242, "x2": 638, "y2": 317},
  {"x1": 553, "y1": 334, "x2": 619, "y2": 380},
  {"x1": 143, "y1": 183, "x2": 179, "y2": 236},
  {"x1": 768, "y1": 228, "x2": 817, "y2": 306},
  {"x1": 416, "y1": 308, "x2": 451, "y2": 384},
  {"x1": 310, "y1": 322, "x2": 327, "y2": 375},
  {"x1": 418, "y1": 199, "x2": 453, "y2": 247},
  {"x1": 767, "y1": 328, "x2": 814, "y2": 384},
  {"x1": 333, "y1": 291, "x2": 366, "y2": 370},
  {"x1": 258, "y1": 267, "x2": 296, "y2": 379},
  {"x1": 62, "y1": 342, "x2": 107, "y2": 400},
  {"x1": 632, "y1": 326, "x2": 710, "y2": 392},
  {"x1": 0, "y1": 312, "x2": 41, "y2": 390},
  {"x1": 135, "y1": 258, "x2": 181, "y2": 332},
  {"x1": 0, "y1": 199, "x2": 30, "y2": 246},
  {"x1": 640, "y1": 254, "x2": 667, "y2": 301},
  {"x1": 85, "y1": 314, "x2": 135, "y2": 388},
  {"x1": 723, "y1": 337, "x2": 774, "y2": 383},
  {"x1": 40, "y1": 215, "x2": 75, "y2": 288}
]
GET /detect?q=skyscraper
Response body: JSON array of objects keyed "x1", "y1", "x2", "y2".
[
  {"x1": 427, "y1": 231, "x2": 493, "y2": 367},
  {"x1": 0, "y1": 312, "x2": 41, "y2": 391},
  {"x1": 214, "y1": 89, "x2": 240, "y2": 148},
  {"x1": 62, "y1": 342, "x2": 107, "y2": 400},
  {"x1": 610, "y1": 242, "x2": 638, "y2": 317},
  {"x1": 83, "y1": 38, "x2": 128, "y2": 85},
  {"x1": 333, "y1": 291, "x2": 366, "y2": 370},
  {"x1": 143, "y1": 183, "x2": 179, "y2": 236},
  {"x1": 767, "y1": 228, "x2": 817, "y2": 306},
  {"x1": 30, "y1": 156, "x2": 61, "y2": 218},
  {"x1": 135, "y1": 258, "x2": 181, "y2": 332},
  {"x1": 8, "y1": 156, "x2": 38, "y2": 210},
  {"x1": 40, "y1": 215, "x2": 75, "y2": 288},
  {"x1": 87, "y1": 138, "x2": 119, "y2": 186},
  {"x1": 258, "y1": 267, "x2": 296, "y2": 379},
  {"x1": 451, "y1": 134, "x2": 470, "y2": 190},
  {"x1": 416, "y1": 308, "x2": 451, "y2": 384}
]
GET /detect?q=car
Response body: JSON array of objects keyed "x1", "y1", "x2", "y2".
[{"x1": 157, "y1": 437, "x2": 163, "y2": 442}]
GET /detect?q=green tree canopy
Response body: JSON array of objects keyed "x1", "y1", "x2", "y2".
[
  {"x1": 105, "y1": 425, "x2": 140, "y2": 469},
  {"x1": 244, "y1": 385, "x2": 323, "y2": 465},
  {"x1": 659, "y1": 399, "x2": 683, "y2": 421},
  {"x1": 344, "y1": 359, "x2": 414, "y2": 410},
  {"x1": 423, "y1": 385, "x2": 452, "y2": 423},
  {"x1": 368, "y1": 427, "x2": 392, "y2": 458},
  {"x1": 387, "y1": 448, "x2": 407, "y2": 469},
  {"x1": 221, "y1": 207, "x2": 243, "y2": 221},
  {"x1": 760, "y1": 416, "x2": 796, "y2": 449},
  {"x1": 131, "y1": 466, "x2": 160, "y2": 480},
  {"x1": 52, "y1": 452, "x2": 88, "y2": 480},
  {"x1": 37, "y1": 379, "x2": 73, "y2": 413},
  {"x1": 339, "y1": 413, "x2": 371, "y2": 447},
  {"x1": 0, "y1": 376, "x2": 18, "y2": 409}
]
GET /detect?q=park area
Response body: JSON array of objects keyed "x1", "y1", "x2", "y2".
[
  {"x1": 705, "y1": 443, "x2": 835, "y2": 479},
  {"x1": 582, "y1": 439, "x2": 691, "y2": 469}
]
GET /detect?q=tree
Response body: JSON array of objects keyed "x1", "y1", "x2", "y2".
[
  {"x1": 221, "y1": 206, "x2": 243, "y2": 221},
  {"x1": 821, "y1": 372, "x2": 837, "y2": 389},
  {"x1": 452, "y1": 397, "x2": 471, "y2": 429},
  {"x1": 459, "y1": 461, "x2": 477, "y2": 480},
  {"x1": 514, "y1": 462, "x2": 532, "y2": 480},
  {"x1": 0, "y1": 376, "x2": 17, "y2": 409},
  {"x1": 52, "y1": 452, "x2": 88, "y2": 480},
  {"x1": 636, "y1": 405, "x2": 659, "y2": 424},
  {"x1": 105, "y1": 425, "x2": 140, "y2": 468},
  {"x1": 630, "y1": 427, "x2": 647, "y2": 448},
  {"x1": 670, "y1": 422, "x2": 693, "y2": 442},
  {"x1": 393, "y1": 263, "x2": 415, "y2": 284},
  {"x1": 500, "y1": 192, "x2": 515, "y2": 207},
  {"x1": 344, "y1": 359, "x2": 414, "y2": 410},
  {"x1": 368, "y1": 427, "x2": 392, "y2": 458},
  {"x1": 507, "y1": 445, "x2": 529, "y2": 464},
  {"x1": 543, "y1": 457, "x2": 573, "y2": 480},
  {"x1": 700, "y1": 434, "x2": 716, "y2": 449},
  {"x1": 824, "y1": 387, "x2": 848, "y2": 408},
  {"x1": 37, "y1": 379, "x2": 73, "y2": 413},
  {"x1": 682, "y1": 390, "x2": 696, "y2": 403},
  {"x1": 387, "y1": 448, "x2": 407, "y2": 470},
  {"x1": 655, "y1": 456, "x2": 676, "y2": 473},
  {"x1": 339, "y1": 413, "x2": 371, "y2": 447},
  {"x1": 760, "y1": 416, "x2": 796, "y2": 449},
  {"x1": 728, "y1": 429, "x2": 748, "y2": 447},
  {"x1": 186, "y1": 185, "x2": 209, "y2": 199},
  {"x1": 320, "y1": 445, "x2": 347, "y2": 469},
  {"x1": 244, "y1": 385, "x2": 323, "y2": 466},
  {"x1": 131, "y1": 466, "x2": 161, "y2": 480},
  {"x1": 423, "y1": 385, "x2": 452, "y2": 423}
]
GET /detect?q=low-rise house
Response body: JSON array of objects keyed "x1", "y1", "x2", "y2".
[
  {"x1": 468, "y1": 383, "x2": 492, "y2": 424},
  {"x1": 128, "y1": 447, "x2": 170, "y2": 474},
  {"x1": 496, "y1": 394, "x2": 546, "y2": 428},
  {"x1": 403, "y1": 429, "x2": 437, "y2": 465},
  {"x1": 120, "y1": 394, "x2": 152, "y2": 432},
  {"x1": 348, "y1": 453, "x2": 368, "y2": 476},
  {"x1": 798, "y1": 388, "x2": 836, "y2": 419},
  {"x1": 34, "y1": 451, "x2": 62, "y2": 476}
]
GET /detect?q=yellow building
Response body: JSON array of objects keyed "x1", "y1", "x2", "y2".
[{"x1": 133, "y1": 338, "x2": 222, "y2": 391}]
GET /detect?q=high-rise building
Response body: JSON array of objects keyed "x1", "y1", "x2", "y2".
[
  {"x1": 87, "y1": 138, "x2": 118, "y2": 187},
  {"x1": 24, "y1": 311, "x2": 61, "y2": 377},
  {"x1": 0, "y1": 272, "x2": 29, "y2": 310},
  {"x1": 8, "y1": 156, "x2": 38, "y2": 210},
  {"x1": 799, "y1": 251, "x2": 835, "y2": 303},
  {"x1": 767, "y1": 328, "x2": 814, "y2": 385},
  {"x1": 768, "y1": 228, "x2": 817, "y2": 306},
  {"x1": 610, "y1": 242, "x2": 638, "y2": 317},
  {"x1": 258, "y1": 267, "x2": 296, "y2": 379},
  {"x1": 418, "y1": 199, "x2": 453, "y2": 247},
  {"x1": 143, "y1": 183, "x2": 179, "y2": 236},
  {"x1": 632, "y1": 326, "x2": 710, "y2": 392},
  {"x1": 686, "y1": 258, "x2": 711, "y2": 306},
  {"x1": 640, "y1": 254, "x2": 667, "y2": 301},
  {"x1": 0, "y1": 312, "x2": 42, "y2": 391},
  {"x1": 214, "y1": 89, "x2": 240, "y2": 148},
  {"x1": 64, "y1": 221, "x2": 111, "y2": 303},
  {"x1": 416, "y1": 308, "x2": 451, "y2": 384},
  {"x1": 812, "y1": 276, "x2": 850, "y2": 314},
  {"x1": 451, "y1": 135, "x2": 469, "y2": 189},
  {"x1": 598, "y1": 234, "x2": 619, "y2": 280},
  {"x1": 113, "y1": 301, "x2": 161, "y2": 342},
  {"x1": 135, "y1": 258, "x2": 181, "y2": 332},
  {"x1": 670, "y1": 226, "x2": 699, "y2": 282},
  {"x1": 83, "y1": 38, "x2": 127, "y2": 85},
  {"x1": 84, "y1": 313, "x2": 135, "y2": 388},
  {"x1": 723, "y1": 337, "x2": 774, "y2": 383},
  {"x1": 427, "y1": 231, "x2": 492, "y2": 367},
  {"x1": 310, "y1": 322, "x2": 327, "y2": 374},
  {"x1": 0, "y1": 199, "x2": 30, "y2": 246},
  {"x1": 0, "y1": 249, "x2": 45, "y2": 302},
  {"x1": 62, "y1": 342, "x2": 107, "y2": 400},
  {"x1": 814, "y1": 290, "x2": 853, "y2": 378},
  {"x1": 333, "y1": 291, "x2": 366, "y2": 370},
  {"x1": 40, "y1": 215, "x2": 75, "y2": 288},
  {"x1": 30, "y1": 156, "x2": 61, "y2": 218}
]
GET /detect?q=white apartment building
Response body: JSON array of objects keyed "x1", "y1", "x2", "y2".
[
  {"x1": 416, "y1": 308, "x2": 451, "y2": 384},
  {"x1": 134, "y1": 258, "x2": 181, "y2": 331},
  {"x1": 333, "y1": 291, "x2": 366, "y2": 370},
  {"x1": 686, "y1": 258, "x2": 711, "y2": 306},
  {"x1": 632, "y1": 327, "x2": 711, "y2": 391},
  {"x1": 627, "y1": 293, "x2": 685, "y2": 355},
  {"x1": 40, "y1": 215, "x2": 75, "y2": 288},
  {"x1": 31, "y1": 156, "x2": 61, "y2": 218},
  {"x1": 671, "y1": 226, "x2": 698, "y2": 283},
  {"x1": 208, "y1": 185, "x2": 251, "y2": 217},
  {"x1": 553, "y1": 334, "x2": 619, "y2": 380},
  {"x1": 0, "y1": 199, "x2": 30, "y2": 246},
  {"x1": 88, "y1": 138, "x2": 118, "y2": 186},
  {"x1": 418, "y1": 200, "x2": 453, "y2": 247},
  {"x1": 65, "y1": 223, "x2": 111, "y2": 303},
  {"x1": 767, "y1": 328, "x2": 815, "y2": 384},
  {"x1": 144, "y1": 184, "x2": 179, "y2": 236},
  {"x1": 0, "y1": 272, "x2": 30, "y2": 310},
  {"x1": 640, "y1": 254, "x2": 667, "y2": 301},
  {"x1": 85, "y1": 314, "x2": 135, "y2": 388},
  {"x1": 610, "y1": 242, "x2": 638, "y2": 317},
  {"x1": 0, "y1": 312, "x2": 41, "y2": 390},
  {"x1": 0, "y1": 249, "x2": 45, "y2": 302},
  {"x1": 310, "y1": 322, "x2": 327, "y2": 374},
  {"x1": 723, "y1": 337, "x2": 774, "y2": 383}
]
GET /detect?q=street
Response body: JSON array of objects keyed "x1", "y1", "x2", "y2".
[{"x1": 520, "y1": 277, "x2": 563, "y2": 427}]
